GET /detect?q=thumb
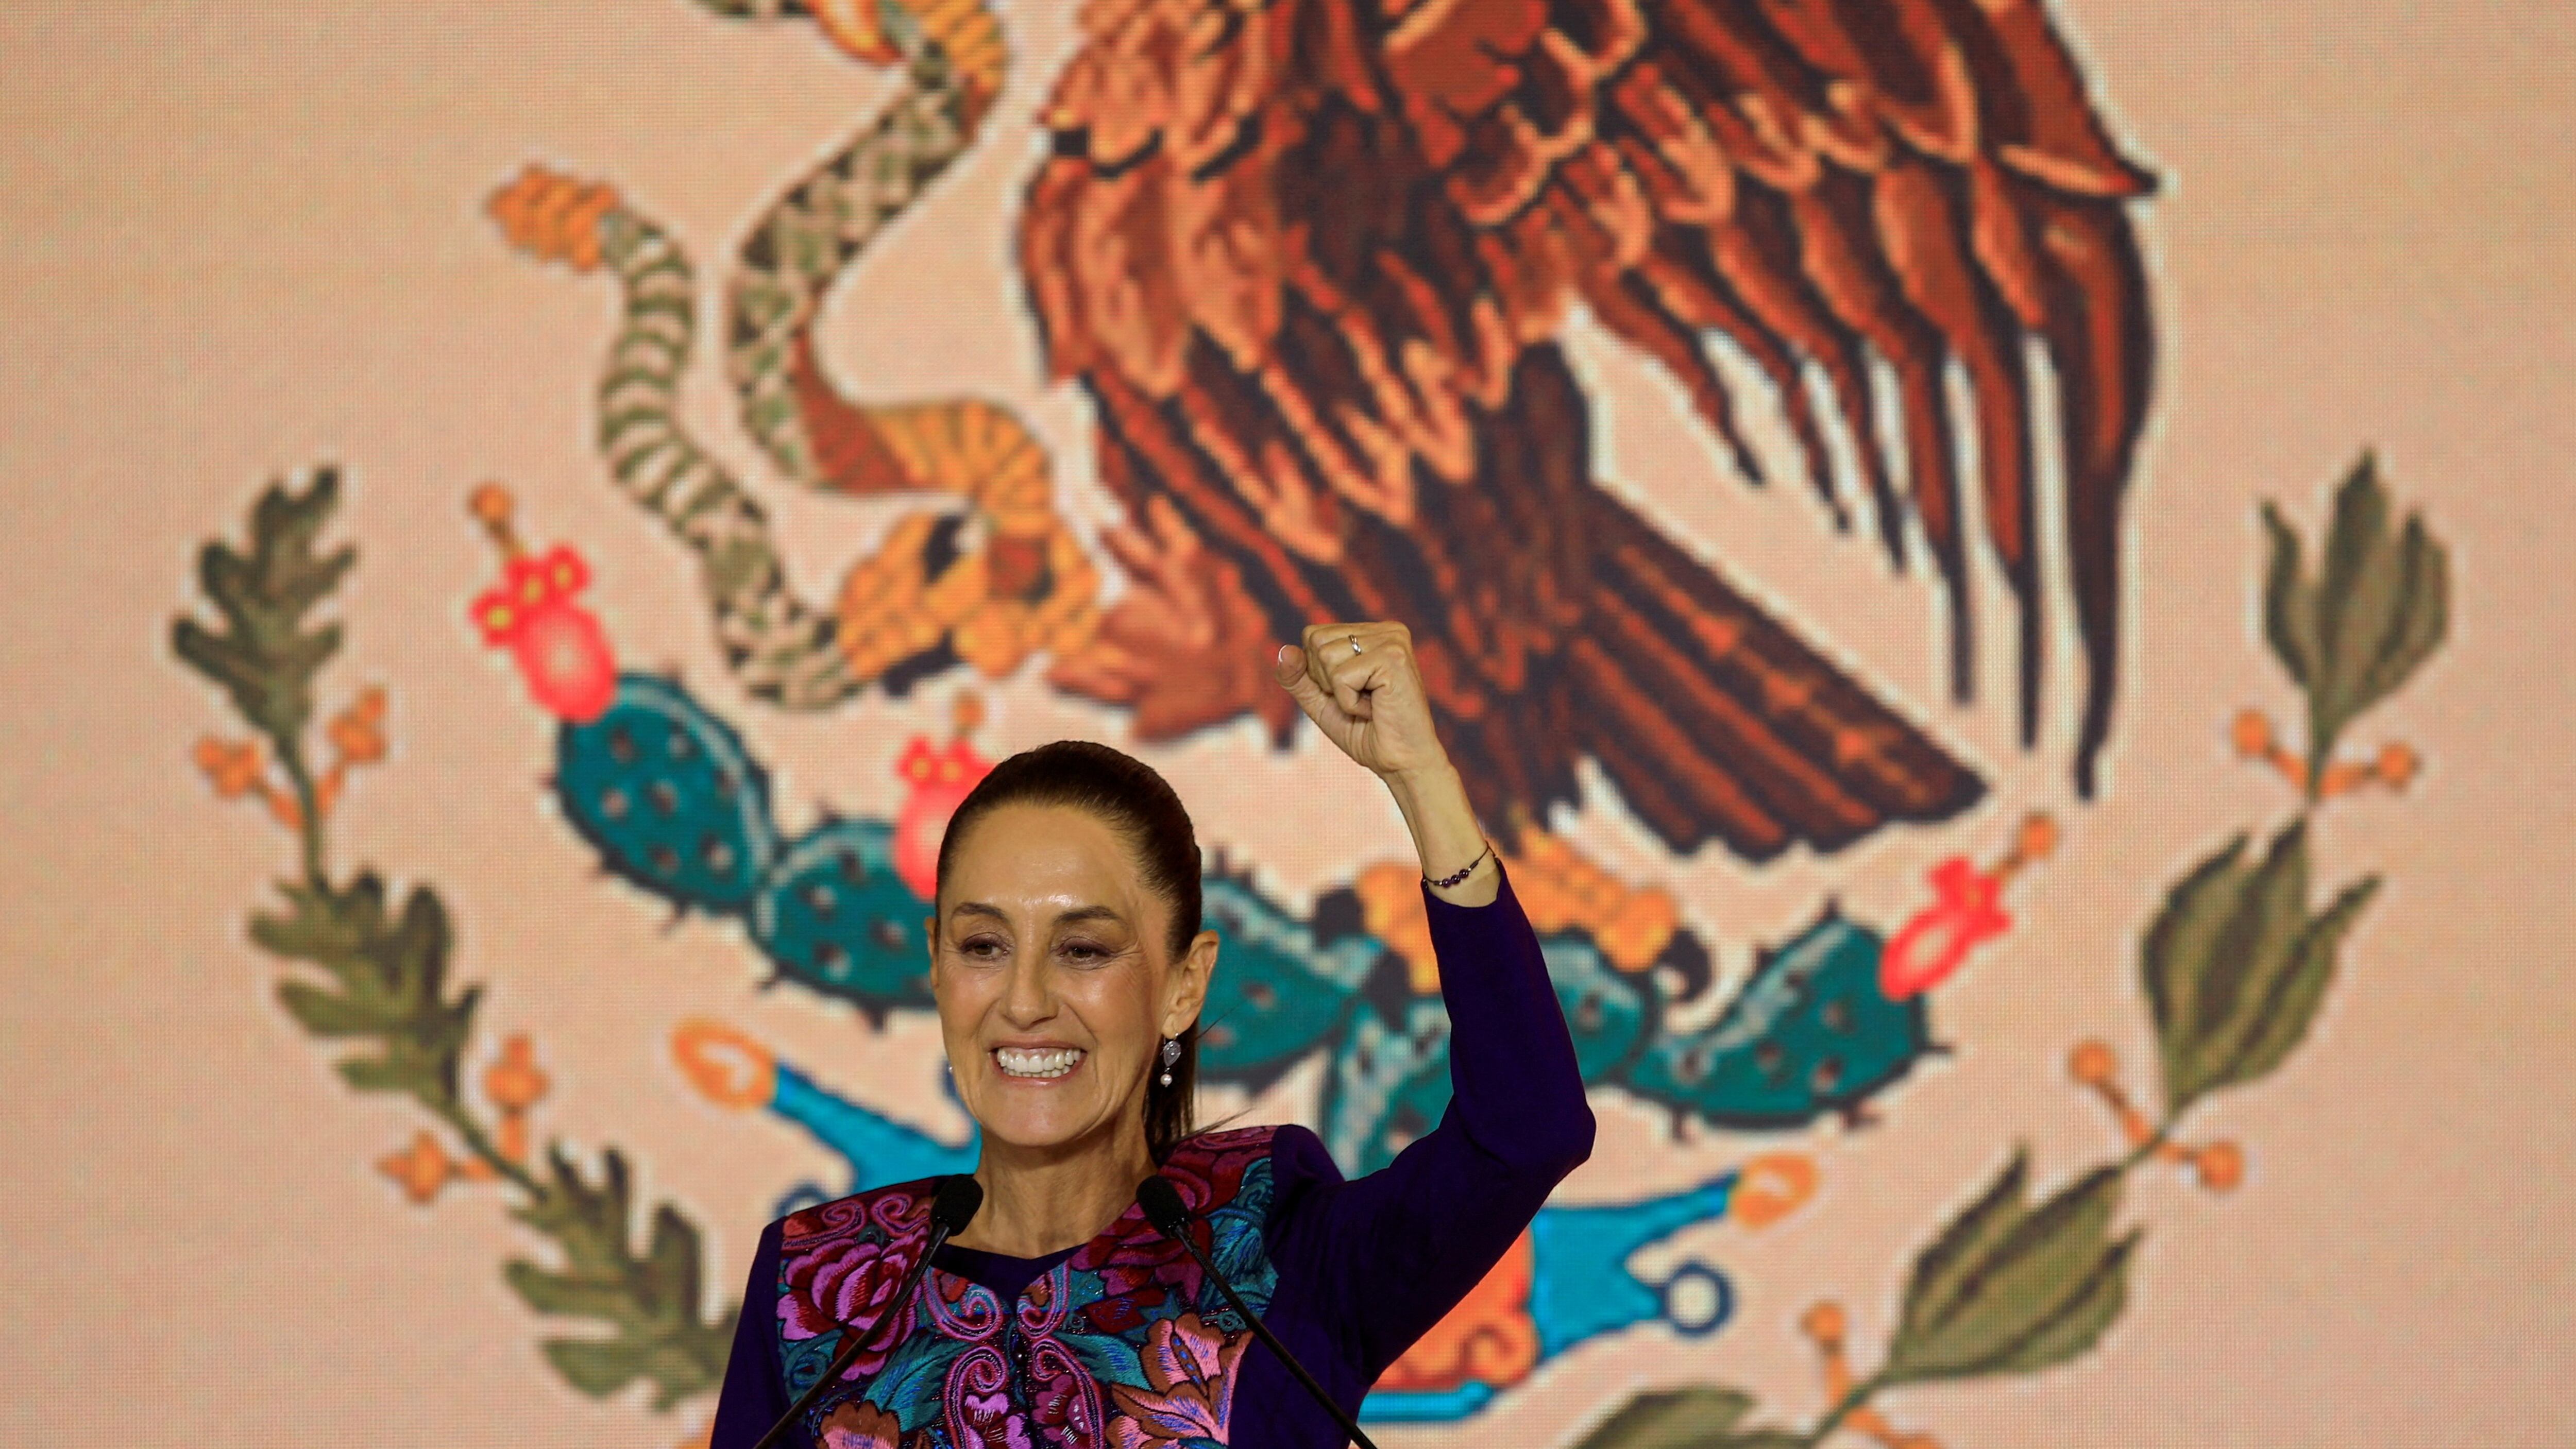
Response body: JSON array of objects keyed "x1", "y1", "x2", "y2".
[{"x1": 1273, "y1": 644, "x2": 1342, "y2": 729}]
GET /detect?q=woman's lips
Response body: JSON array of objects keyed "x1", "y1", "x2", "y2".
[{"x1": 992, "y1": 1045, "x2": 1086, "y2": 1080}]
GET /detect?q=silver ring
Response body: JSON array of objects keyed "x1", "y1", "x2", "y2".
[{"x1": 1347, "y1": 635, "x2": 1363, "y2": 656}]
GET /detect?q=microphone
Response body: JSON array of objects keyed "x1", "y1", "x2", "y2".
[
  {"x1": 750, "y1": 1174, "x2": 984, "y2": 1449},
  {"x1": 1137, "y1": 1175, "x2": 1381, "y2": 1449}
]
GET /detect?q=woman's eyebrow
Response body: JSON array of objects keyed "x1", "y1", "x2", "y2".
[
  {"x1": 948, "y1": 901, "x2": 1009, "y2": 922},
  {"x1": 1053, "y1": 905, "x2": 1125, "y2": 927}
]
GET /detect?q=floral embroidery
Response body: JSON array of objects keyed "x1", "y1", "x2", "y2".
[
  {"x1": 1108, "y1": 1312, "x2": 1245, "y2": 1448},
  {"x1": 778, "y1": 1185, "x2": 936, "y2": 1381},
  {"x1": 772, "y1": 1130, "x2": 1280, "y2": 1448},
  {"x1": 816, "y1": 1399, "x2": 904, "y2": 1448}
]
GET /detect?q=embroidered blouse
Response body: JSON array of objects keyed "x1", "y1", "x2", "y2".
[{"x1": 706, "y1": 861, "x2": 1595, "y2": 1448}]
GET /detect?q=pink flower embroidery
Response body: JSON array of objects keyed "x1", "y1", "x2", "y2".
[
  {"x1": 1108, "y1": 1312, "x2": 1246, "y2": 1448},
  {"x1": 780, "y1": 1234, "x2": 916, "y2": 1375}
]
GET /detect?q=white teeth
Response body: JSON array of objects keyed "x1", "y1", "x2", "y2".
[{"x1": 994, "y1": 1046, "x2": 1085, "y2": 1079}]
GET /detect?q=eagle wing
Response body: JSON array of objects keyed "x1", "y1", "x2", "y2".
[{"x1": 1020, "y1": 0, "x2": 2154, "y2": 851}]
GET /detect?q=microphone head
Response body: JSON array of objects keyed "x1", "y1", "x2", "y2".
[
  {"x1": 1136, "y1": 1175, "x2": 1191, "y2": 1238},
  {"x1": 930, "y1": 1174, "x2": 985, "y2": 1235}
]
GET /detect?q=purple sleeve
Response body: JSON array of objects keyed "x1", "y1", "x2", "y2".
[
  {"x1": 1273, "y1": 858, "x2": 1596, "y2": 1378},
  {"x1": 708, "y1": 1218, "x2": 792, "y2": 1449}
]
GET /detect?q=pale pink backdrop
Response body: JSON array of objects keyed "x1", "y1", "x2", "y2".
[{"x1": 3, "y1": 2, "x2": 2572, "y2": 1445}]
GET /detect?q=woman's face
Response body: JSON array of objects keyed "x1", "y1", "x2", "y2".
[{"x1": 928, "y1": 803, "x2": 1214, "y2": 1157}]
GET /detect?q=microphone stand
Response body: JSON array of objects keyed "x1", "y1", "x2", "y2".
[{"x1": 1140, "y1": 1176, "x2": 1380, "y2": 1449}]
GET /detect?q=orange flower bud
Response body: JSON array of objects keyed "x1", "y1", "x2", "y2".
[
  {"x1": 484, "y1": 1033, "x2": 550, "y2": 1114},
  {"x1": 2230, "y1": 709, "x2": 2273, "y2": 758},
  {"x1": 2070, "y1": 1038, "x2": 2117, "y2": 1087},
  {"x1": 378, "y1": 1131, "x2": 456, "y2": 1204},
  {"x1": 194, "y1": 737, "x2": 266, "y2": 799},
  {"x1": 2377, "y1": 742, "x2": 2420, "y2": 789},
  {"x1": 1801, "y1": 1302, "x2": 1847, "y2": 1345},
  {"x1": 2196, "y1": 1141, "x2": 2244, "y2": 1192}
]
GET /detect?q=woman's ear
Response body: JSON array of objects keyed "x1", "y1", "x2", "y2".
[{"x1": 1163, "y1": 928, "x2": 1219, "y2": 1036}]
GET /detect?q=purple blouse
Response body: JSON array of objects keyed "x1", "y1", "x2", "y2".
[{"x1": 707, "y1": 861, "x2": 1594, "y2": 1448}]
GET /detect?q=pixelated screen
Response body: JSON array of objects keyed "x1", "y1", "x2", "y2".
[{"x1": 5, "y1": 2, "x2": 2570, "y2": 1445}]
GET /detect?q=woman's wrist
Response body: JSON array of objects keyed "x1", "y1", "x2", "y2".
[{"x1": 1380, "y1": 759, "x2": 1498, "y2": 904}]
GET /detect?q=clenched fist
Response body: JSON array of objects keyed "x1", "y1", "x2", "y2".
[
  {"x1": 1271, "y1": 622, "x2": 1495, "y2": 902},
  {"x1": 1270, "y1": 622, "x2": 1449, "y2": 781}
]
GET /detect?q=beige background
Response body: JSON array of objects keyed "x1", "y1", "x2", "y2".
[{"x1": 5, "y1": 1, "x2": 2573, "y2": 1445}]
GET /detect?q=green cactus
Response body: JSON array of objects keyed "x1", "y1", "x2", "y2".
[{"x1": 2261, "y1": 453, "x2": 2449, "y2": 791}]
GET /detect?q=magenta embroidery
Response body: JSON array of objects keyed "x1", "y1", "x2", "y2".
[{"x1": 772, "y1": 1128, "x2": 1284, "y2": 1449}]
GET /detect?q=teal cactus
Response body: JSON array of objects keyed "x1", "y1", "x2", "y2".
[
  {"x1": 555, "y1": 674, "x2": 781, "y2": 913},
  {"x1": 750, "y1": 816, "x2": 931, "y2": 1019}
]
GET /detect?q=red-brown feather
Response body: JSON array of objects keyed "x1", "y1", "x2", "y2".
[{"x1": 1019, "y1": 0, "x2": 2154, "y2": 854}]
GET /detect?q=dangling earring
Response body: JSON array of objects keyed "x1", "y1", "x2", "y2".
[{"x1": 1158, "y1": 1036, "x2": 1181, "y2": 1088}]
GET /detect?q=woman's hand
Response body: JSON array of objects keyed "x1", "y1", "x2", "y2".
[
  {"x1": 1272, "y1": 622, "x2": 1498, "y2": 903},
  {"x1": 1270, "y1": 621, "x2": 1448, "y2": 780}
]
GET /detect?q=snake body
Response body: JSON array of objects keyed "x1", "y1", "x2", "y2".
[{"x1": 497, "y1": 0, "x2": 1089, "y2": 708}]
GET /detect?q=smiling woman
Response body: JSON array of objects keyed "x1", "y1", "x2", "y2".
[
  {"x1": 929, "y1": 743, "x2": 1215, "y2": 1194},
  {"x1": 706, "y1": 622, "x2": 1594, "y2": 1449}
]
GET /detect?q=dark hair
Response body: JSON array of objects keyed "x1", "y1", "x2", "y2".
[{"x1": 933, "y1": 739, "x2": 1202, "y2": 1160}]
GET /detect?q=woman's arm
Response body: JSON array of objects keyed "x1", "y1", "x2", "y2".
[
  {"x1": 1269, "y1": 624, "x2": 1595, "y2": 1375},
  {"x1": 706, "y1": 1220, "x2": 790, "y2": 1449},
  {"x1": 1272, "y1": 622, "x2": 1496, "y2": 905}
]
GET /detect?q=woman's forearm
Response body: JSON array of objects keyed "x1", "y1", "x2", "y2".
[{"x1": 1382, "y1": 760, "x2": 1499, "y2": 906}]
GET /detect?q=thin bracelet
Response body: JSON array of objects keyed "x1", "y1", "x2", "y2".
[{"x1": 1424, "y1": 842, "x2": 1493, "y2": 890}]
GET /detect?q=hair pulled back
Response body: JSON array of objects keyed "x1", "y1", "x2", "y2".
[{"x1": 933, "y1": 739, "x2": 1202, "y2": 1160}]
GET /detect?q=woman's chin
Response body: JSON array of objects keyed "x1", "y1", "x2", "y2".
[{"x1": 969, "y1": 1070, "x2": 1125, "y2": 1151}]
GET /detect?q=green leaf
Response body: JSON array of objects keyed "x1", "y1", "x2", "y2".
[
  {"x1": 2259, "y1": 503, "x2": 2316, "y2": 690},
  {"x1": 1571, "y1": 1388, "x2": 1756, "y2": 1449},
  {"x1": 2314, "y1": 455, "x2": 2390, "y2": 702},
  {"x1": 2286, "y1": 454, "x2": 2454, "y2": 758},
  {"x1": 541, "y1": 1336, "x2": 651, "y2": 1397},
  {"x1": 1980, "y1": 1230, "x2": 2139, "y2": 1375},
  {"x1": 1885, "y1": 1167, "x2": 2125, "y2": 1384},
  {"x1": 2162, "y1": 823, "x2": 2310, "y2": 1113},
  {"x1": 2141, "y1": 836, "x2": 2252, "y2": 1112},
  {"x1": 2209, "y1": 875, "x2": 2380, "y2": 1094},
  {"x1": 503, "y1": 1146, "x2": 734, "y2": 1407},
  {"x1": 275, "y1": 978, "x2": 396, "y2": 1037},
  {"x1": 506, "y1": 1260, "x2": 648, "y2": 1321},
  {"x1": 249, "y1": 874, "x2": 478, "y2": 1110},
  {"x1": 2348, "y1": 515, "x2": 2449, "y2": 720},
  {"x1": 170, "y1": 469, "x2": 356, "y2": 747},
  {"x1": 641, "y1": 1204, "x2": 705, "y2": 1320},
  {"x1": 1899, "y1": 1147, "x2": 2030, "y2": 1345}
]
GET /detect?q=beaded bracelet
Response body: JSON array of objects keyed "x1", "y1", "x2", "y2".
[{"x1": 1424, "y1": 841, "x2": 1493, "y2": 890}]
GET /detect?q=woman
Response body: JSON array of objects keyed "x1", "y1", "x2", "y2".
[{"x1": 708, "y1": 621, "x2": 1595, "y2": 1448}]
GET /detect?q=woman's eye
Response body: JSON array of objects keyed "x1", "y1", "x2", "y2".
[
  {"x1": 1059, "y1": 941, "x2": 1112, "y2": 965},
  {"x1": 956, "y1": 935, "x2": 1007, "y2": 960}
]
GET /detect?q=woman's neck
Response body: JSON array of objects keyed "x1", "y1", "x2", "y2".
[{"x1": 950, "y1": 1123, "x2": 1159, "y2": 1259}]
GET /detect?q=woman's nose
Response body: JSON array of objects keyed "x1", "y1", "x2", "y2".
[{"x1": 997, "y1": 954, "x2": 1055, "y2": 1025}]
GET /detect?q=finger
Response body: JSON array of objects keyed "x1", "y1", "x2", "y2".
[
  {"x1": 1323, "y1": 649, "x2": 1377, "y2": 719},
  {"x1": 1302, "y1": 622, "x2": 1383, "y2": 697},
  {"x1": 1274, "y1": 644, "x2": 1351, "y2": 736}
]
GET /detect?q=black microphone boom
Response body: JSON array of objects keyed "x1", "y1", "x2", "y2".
[
  {"x1": 1137, "y1": 1174, "x2": 1381, "y2": 1449},
  {"x1": 748, "y1": 1174, "x2": 985, "y2": 1449}
]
